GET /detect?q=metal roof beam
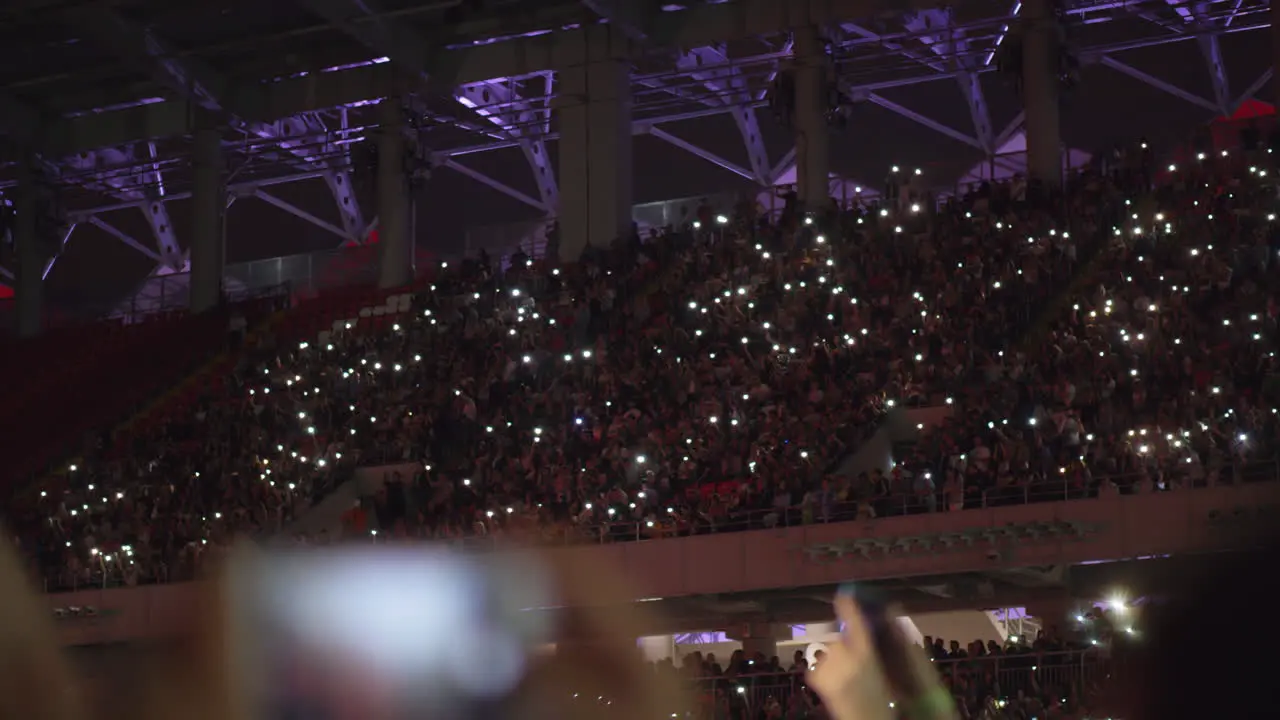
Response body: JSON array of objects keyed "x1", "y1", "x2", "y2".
[
  {"x1": 646, "y1": 126, "x2": 757, "y2": 183},
  {"x1": 676, "y1": 46, "x2": 772, "y2": 185},
  {"x1": 951, "y1": 34, "x2": 994, "y2": 154},
  {"x1": 994, "y1": 111, "x2": 1025, "y2": 150},
  {"x1": 442, "y1": 159, "x2": 549, "y2": 212},
  {"x1": 62, "y1": 169, "x2": 332, "y2": 220},
  {"x1": 1154, "y1": 0, "x2": 1232, "y2": 116},
  {"x1": 865, "y1": 10, "x2": 996, "y2": 155},
  {"x1": 833, "y1": 20, "x2": 984, "y2": 153},
  {"x1": 957, "y1": 71, "x2": 995, "y2": 154},
  {"x1": 843, "y1": 21, "x2": 946, "y2": 73},
  {"x1": 635, "y1": 76, "x2": 719, "y2": 108},
  {"x1": 907, "y1": 11, "x2": 997, "y2": 155},
  {"x1": 1231, "y1": 69, "x2": 1273, "y2": 113},
  {"x1": 36, "y1": 14, "x2": 1270, "y2": 158},
  {"x1": 582, "y1": 0, "x2": 653, "y2": 41},
  {"x1": 457, "y1": 81, "x2": 559, "y2": 210},
  {"x1": 865, "y1": 92, "x2": 984, "y2": 150},
  {"x1": 253, "y1": 189, "x2": 356, "y2": 243},
  {"x1": 41, "y1": 223, "x2": 76, "y2": 281},
  {"x1": 1097, "y1": 55, "x2": 1220, "y2": 113},
  {"x1": 62, "y1": 147, "x2": 184, "y2": 269},
  {"x1": 36, "y1": 0, "x2": 958, "y2": 155},
  {"x1": 29, "y1": 8, "x2": 201, "y2": 274},
  {"x1": 1197, "y1": 34, "x2": 1231, "y2": 115},
  {"x1": 69, "y1": 6, "x2": 369, "y2": 247},
  {"x1": 982, "y1": 0, "x2": 1021, "y2": 67},
  {"x1": 67, "y1": 6, "x2": 234, "y2": 116},
  {"x1": 290, "y1": 0, "x2": 459, "y2": 86},
  {"x1": 86, "y1": 215, "x2": 162, "y2": 264},
  {"x1": 293, "y1": 0, "x2": 557, "y2": 222},
  {"x1": 286, "y1": 0, "x2": 466, "y2": 239}
]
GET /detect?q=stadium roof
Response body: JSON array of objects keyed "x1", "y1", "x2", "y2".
[{"x1": 0, "y1": 0, "x2": 1272, "y2": 311}]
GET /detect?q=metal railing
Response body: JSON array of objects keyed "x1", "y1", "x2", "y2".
[
  {"x1": 368, "y1": 457, "x2": 1280, "y2": 550},
  {"x1": 672, "y1": 650, "x2": 1106, "y2": 718}
]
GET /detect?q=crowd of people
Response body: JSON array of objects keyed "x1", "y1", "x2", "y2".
[
  {"x1": 11, "y1": 127, "x2": 1279, "y2": 591},
  {"x1": 892, "y1": 150, "x2": 1280, "y2": 511},
  {"x1": 642, "y1": 626, "x2": 1108, "y2": 720}
]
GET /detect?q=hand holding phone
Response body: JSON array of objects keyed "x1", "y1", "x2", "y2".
[
  {"x1": 222, "y1": 545, "x2": 688, "y2": 720},
  {"x1": 806, "y1": 586, "x2": 957, "y2": 720},
  {"x1": 228, "y1": 547, "x2": 555, "y2": 720}
]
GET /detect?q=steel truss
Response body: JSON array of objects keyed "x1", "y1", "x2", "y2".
[
  {"x1": 456, "y1": 78, "x2": 560, "y2": 213},
  {"x1": 0, "y1": 1, "x2": 1272, "y2": 288},
  {"x1": 670, "y1": 46, "x2": 777, "y2": 185},
  {"x1": 5, "y1": 4, "x2": 373, "y2": 282}
]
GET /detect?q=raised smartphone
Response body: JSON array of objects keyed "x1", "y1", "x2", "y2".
[
  {"x1": 226, "y1": 547, "x2": 556, "y2": 720},
  {"x1": 844, "y1": 584, "x2": 929, "y2": 699}
]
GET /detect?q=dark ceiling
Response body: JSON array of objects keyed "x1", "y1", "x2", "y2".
[{"x1": 0, "y1": 0, "x2": 1270, "y2": 314}]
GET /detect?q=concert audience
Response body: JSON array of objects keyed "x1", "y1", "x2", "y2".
[
  {"x1": 651, "y1": 627, "x2": 1106, "y2": 720},
  {"x1": 891, "y1": 153, "x2": 1280, "y2": 511},
  {"x1": 15, "y1": 136, "x2": 1279, "y2": 591}
]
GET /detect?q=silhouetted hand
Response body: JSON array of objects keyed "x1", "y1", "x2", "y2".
[{"x1": 807, "y1": 592, "x2": 956, "y2": 720}]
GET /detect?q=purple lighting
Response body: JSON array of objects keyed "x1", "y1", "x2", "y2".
[
  {"x1": 321, "y1": 57, "x2": 389, "y2": 73},
  {"x1": 984, "y1": 0, "x2": 1022, "y2": 67},
  {"x1": 450, "y1": 27, "x2": 564, "y2": 50},
  {"x1": 673, "y1": 631, "x2": 729, "y2": 645},
  {"x1": 271, "y1": 57, "x2": 389, "y2": 83},
  {"x1": 65, "y1": 97, "x2": 165, "y2": 118}
]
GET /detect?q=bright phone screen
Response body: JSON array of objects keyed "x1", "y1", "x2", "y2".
[{"x1": 230, "y1": 547, "x2": 554, "y2": 720}]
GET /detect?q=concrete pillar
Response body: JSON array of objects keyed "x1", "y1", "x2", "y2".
[
  {"x1": 1022, "y1": 0, "x2": 1063, "y2": 187},
  {"x1": 741, "y1": 636, "x2": 778, "y2": 661},
  {"x1": 1025, "y1": 598, "x2": 1073, "y2": 627},
  {"x1": 727, "y1": 620, "x2": 785, "y2": 663},
  {"x1": 190, "y1": 126, "x2": 225, "y2": 313},
  {"x1": 13, "y1": 161, "x2": 43, "y2": 338},
  {"x1": 794, "y1": 26, "x2": 830, "y2": 214},
  {"x1": 377, "y1": 97, "x2": 413, "y2": 289},
  {"x1": 556, "y1": 26, "x2": 633, "y2": 262}
]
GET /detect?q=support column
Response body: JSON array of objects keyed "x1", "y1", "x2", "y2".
[
  {"x1": 377, "y1": 97, "x2": 413, "y2": 289},
  {"x1": 1022, "y1": 0, "x2": 1062, "y2": 187},
  {"x1": 794, "y1": 26, "x2": 830, "y2": 214},
  {"x1": 190, "y1": 127, "x2": 225, "y2": 314},
  {"x1": 741, "y1": 636, "x2": 778, "y2": 661},
  {"x1": 556, "y1": 26, "x2": 633, "y2": 263},
  {"x1": 1025, "y1": 598, "x2": 1073, "y2": 627},
  {"x1": 13, "y1": 160, "x2": 43, "y2": 338},
  {"x1": 727, "y1": 620, "x2": 785, "y2": 663}
]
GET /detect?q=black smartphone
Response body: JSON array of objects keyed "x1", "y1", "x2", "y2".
[{"x1": 844, "y1": 585, "x2": 929, "y2": 700}]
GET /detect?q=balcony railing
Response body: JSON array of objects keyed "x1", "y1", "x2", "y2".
[
  {"x1": 434, "y1": 457, "x2": 1280, "y2": 549},
  {"x1": 666, "y1": 650, "x2": 1108, "y2": 718}
]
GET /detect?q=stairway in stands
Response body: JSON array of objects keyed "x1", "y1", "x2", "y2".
[
  {"x1": 100, "y1": 284, "x2": 421, "y2": 471},
  {"x1": 833, "y1": 204, "x2": 1118, "y2": 478}
]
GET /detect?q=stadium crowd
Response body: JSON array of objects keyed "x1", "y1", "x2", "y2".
[
  {"x1": 648, "y1": 626, "x2": 1106, "y2": 720},
  {"x1": 13, "y1": 130, "x2": 1279, "y2": 591},
  {"x1": 893, "y1": 152, "x2": 1280, "y2": 510}
]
